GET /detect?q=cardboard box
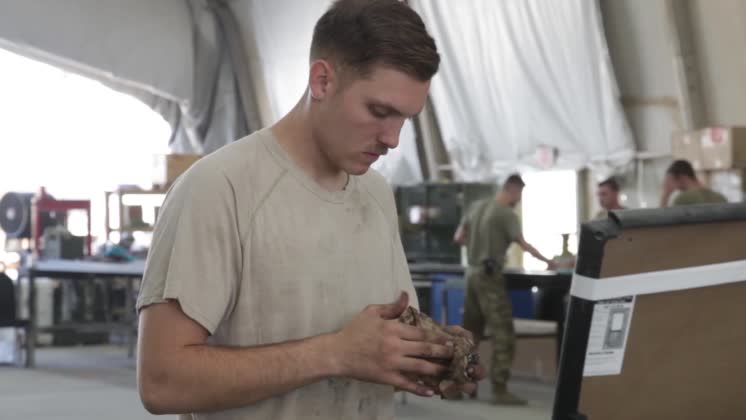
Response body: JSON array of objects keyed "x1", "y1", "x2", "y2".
[
  {"x1": 153, "y1": 154, "x2": 202, "y2": 186},
  {"x1": 671, "y1": 131, "x2": 704, "y2": 170},
  {"x1": 698, "y1": 127, "x2": 746, "y2": 170}
]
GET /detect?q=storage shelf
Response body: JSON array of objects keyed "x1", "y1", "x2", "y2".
[{"x1": 104, "y1": 188, "x2": 167, "y2": 241}]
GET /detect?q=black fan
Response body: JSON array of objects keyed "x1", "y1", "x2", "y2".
[
  {"x1": 0, "y1": 192, "x2": 62, "y2": 239},
  {"x1": 0, "y1": 192, "x2": 34, "y2": 238}
]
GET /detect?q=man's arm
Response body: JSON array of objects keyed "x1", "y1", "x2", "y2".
[
  {"x1": 660, "y1": 176, "x2": 676, "y2": 208},
  {"x1": 455, "y1": 202, "x2": 475, "y2": 246},
  {"x1": 515, "y1": 235, "x2": 556, "y2": 268},
  {"x1": 138, "y1": 293, "x2": 452, "y2": 414}
]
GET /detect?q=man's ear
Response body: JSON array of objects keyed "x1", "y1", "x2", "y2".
[{"x1": 309, "y1": 59, "x2": 336, "y2": 100}]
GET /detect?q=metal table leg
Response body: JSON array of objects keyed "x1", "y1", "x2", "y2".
[
  {"x1": 26, "y1": 273, "x2": 36, "y2": 368},
  {"x1": 125, "y1": 277, "x2": 135, "y2": 358}
]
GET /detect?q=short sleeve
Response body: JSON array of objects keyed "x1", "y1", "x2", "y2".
[
  {"x1": 136, "y1": 162, "x2": 242, "y2": 334},
  {"x1": 672, "y1": 191, "x2": 694, "y2": 206}
]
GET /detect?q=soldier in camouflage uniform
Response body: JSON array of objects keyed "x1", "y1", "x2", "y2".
[{"x1": 454, "y1": 174, "x2": 556, "y2": 405}]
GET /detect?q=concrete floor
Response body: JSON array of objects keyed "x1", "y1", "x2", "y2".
[{"x1": 0, "y1": 345, "x2": 555, "y2": 420}]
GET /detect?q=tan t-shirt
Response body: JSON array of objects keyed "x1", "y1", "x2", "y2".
[{"x1": 137, "y1": 128, "x2": 417, "y2": 420}]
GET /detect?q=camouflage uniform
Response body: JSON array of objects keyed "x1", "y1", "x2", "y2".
[
  {"x1": 460, "y1": 198, "x2": 521, "y2": 391},
  {"x1": 463, "y1": 267, "x2": 515, "y2": 390}
]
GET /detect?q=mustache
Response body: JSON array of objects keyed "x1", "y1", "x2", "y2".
[{"x1": 367, "y1": 146, "x2": 389, "y2": 156}]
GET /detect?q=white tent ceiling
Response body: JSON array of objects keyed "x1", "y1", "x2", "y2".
[
  {"x1": 0, "y1": 0, "x2": 193, "y2": 101},
  {"x1": 0, "y1": 0, "x2": 634, "y2": 185},
  {"x1": 0, "y1": 0, "x2": 250, "y2": 154}
]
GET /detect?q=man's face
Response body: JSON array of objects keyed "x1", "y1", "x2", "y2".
[
  {"x1": 311, "y1": 65, "x2": 430, "y2": 175},
  {"x1": 597, "y1": 185, "x2": 618, "y2": 210},
  {"x1": 507, "y1": 186, "x2": 523, "y2": 207},
  {"x1": 664, "y1": 173, "x2": 685, "y2": 191}
]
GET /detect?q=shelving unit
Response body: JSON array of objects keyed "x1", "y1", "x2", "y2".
[{"x1": 104, "y1": 187, "x2": 167, "y2": 242}]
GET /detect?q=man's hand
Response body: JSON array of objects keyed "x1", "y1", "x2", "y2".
[
  {"x1": 547, "y1": 260, "x2": 560, "y2": 270},
  {"x1": 517, "y1": 235, "x2": 555, "y2": 269},
  {"x1": 437, "y1": 325, "x2": 486, "y2": 399},
  {"x1": 331, "y1": 292, "x2": 455, "y2": 397}
]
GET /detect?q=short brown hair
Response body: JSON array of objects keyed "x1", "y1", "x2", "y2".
[
  {"x1": 503, "y1": 174, "x2": 525, "y2": 189},
  {"x1": 598, "y1": 177, "x2": 620, "y2": 192},
  {"x1": 667, "y1": 159, "x2": 697, "y2": 179},
  {"x1": 310, "y1": 0, "x2": 440, "y2": 81}
]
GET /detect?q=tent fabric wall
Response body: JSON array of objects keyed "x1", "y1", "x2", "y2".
[
  {"x1": 229, "y1": 0, "x2": 330, "y2": 124},
  {"x1": 413, "y1": 0, "x2": 635, "y2": 181},
  {"x1": 165, "y1": 0, "x2": 249, "y2": 154},
  {"x1": 0, "y1": 0, "x2": 251, "y2": 154}
]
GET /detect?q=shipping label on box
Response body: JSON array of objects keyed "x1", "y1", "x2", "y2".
[
  {"x1": 699, "y1": 127, "x2": 746, "y2": 170},
  {"x1": 700, "y1": 127, "x2": 731, "y2": 169},
  {"x1": 583, "y1": 296, "x2": 636, "y2": 377}
]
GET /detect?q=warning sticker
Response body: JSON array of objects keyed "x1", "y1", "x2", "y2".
[{"x1": 583, "y1": 296, "x2": 635, "y2": 376}]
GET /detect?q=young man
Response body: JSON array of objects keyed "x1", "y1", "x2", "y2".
[
  {"x1": 136, "y1": 1, "x2": 482, "y2": 419},
  {"x1": 660, "y1": 160, "x2": 727, "y2": 207},
  {"x1": 454, "y1": 174, "x2": 555, "y2": 405},
  {"x1": 594, "y1": 177, "x2": 626, "y2": 220}
]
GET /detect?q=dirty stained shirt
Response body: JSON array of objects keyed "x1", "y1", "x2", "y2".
[{"x1": 136, "y1": 128, "x2": 417, "y2": 420}]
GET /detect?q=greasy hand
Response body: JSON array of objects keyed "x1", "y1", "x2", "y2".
[
  {"x1": 333, "y1": 292, "x2": 454, "y2": 397},
  {"x1": 437, "y1": 325, "x2": 486, "y2": 399}
]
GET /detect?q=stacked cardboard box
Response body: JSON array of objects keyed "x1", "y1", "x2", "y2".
[
  {"x1": 671, "y1": 131, "x2": 704, "y2": 170},
  {"x1": 152, "y1": 154, "x2": 203, "y2": 187},
  {"x1": 672, "y1": 127, "x2": 746, "y2": 202}
]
